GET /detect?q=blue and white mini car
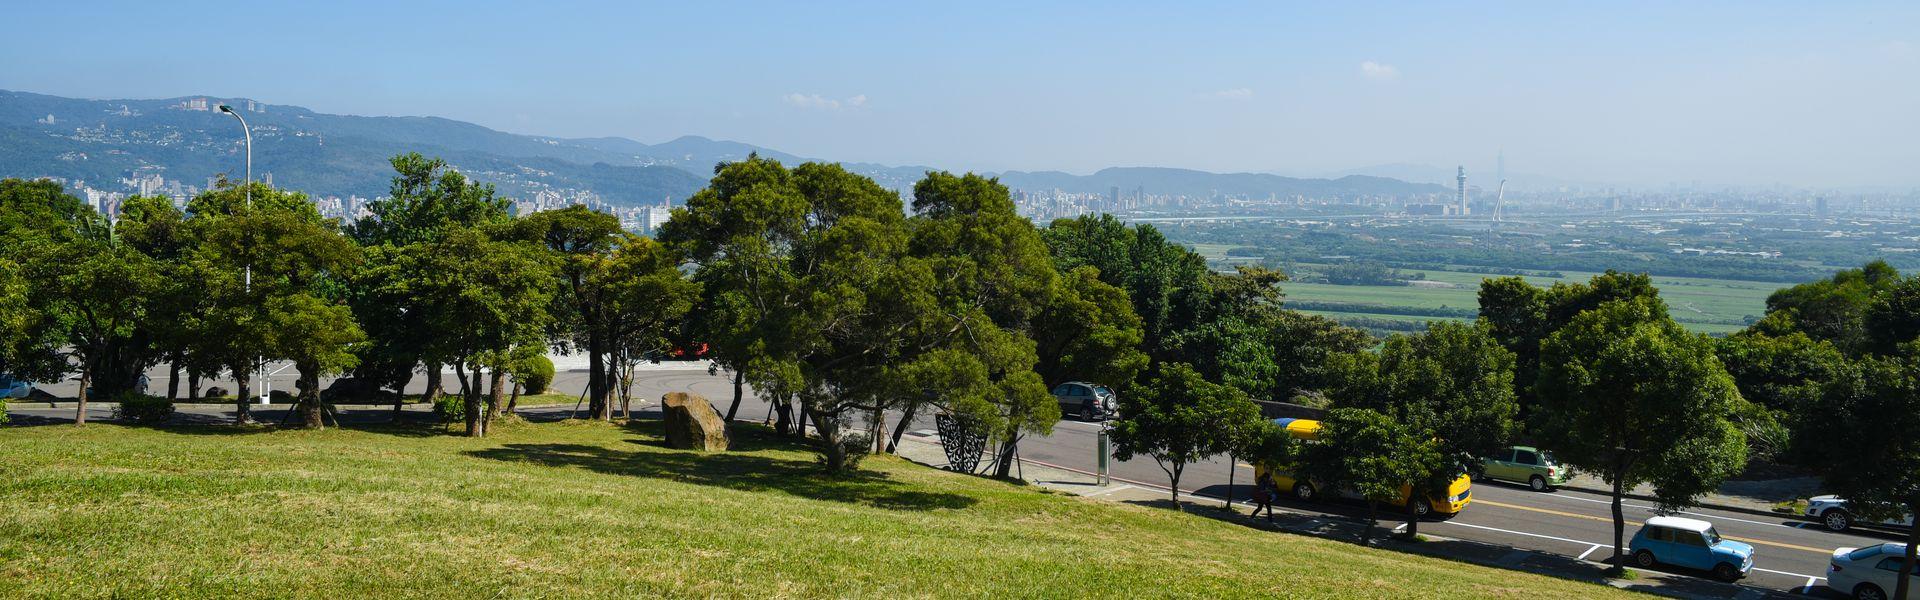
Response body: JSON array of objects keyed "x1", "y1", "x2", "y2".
[{"x1": 1628, "y1": 515, "x2": 1754, "y2": 582}]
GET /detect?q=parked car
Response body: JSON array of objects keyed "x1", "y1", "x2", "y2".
[
  {"x1": 1828, "y1": 543, "x2": 1916, "y2": 600},
  {"x1": 1479, "y1": 446, "x2": 1571, "y2": 492},
  {"x1": 1808, "y1": 495, "x2": 1914, "y2": 532},
  {"x1": 1258, "y1": 418, "x2": 1473, "y2": 518},
  {"x1": 1051, "y1": 382, "x2": 1115, "y2": 421},
  {"x1": 0, "y1": 373, "x2": 31, "y2": 399},
  {"x1": 1627, "y1": 515, "x2": 1754, "y2": 582}
]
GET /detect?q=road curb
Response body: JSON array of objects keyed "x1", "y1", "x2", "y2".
[{"x1": 1556, "y1": 483, "x2": 1804, "y2": 523}]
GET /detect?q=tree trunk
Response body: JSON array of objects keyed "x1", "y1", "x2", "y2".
[
  {"x1": 1168, "y1": 461, "x2": 1184, "y2": 509},
  {"x1": 993, "y1": 438, "x2": 1020, "y2": 479},
  {"x1": 422, "y1": 363, "x2": 443, "y2": 406},
  {"x1": 587, "y1": 340, "x2": 608, "y2": 420},
  {"x1": 507, "y1": 382, "x2": 521, "y2": 414},
  {"x1": 773, "y1": 397, "x2": 794, "y2": 435},
  {"x1": 234, "y1": 366, "x2": 254, "y2": 425},
  {"x1": 603, "y1": 357, "x2": 619, "y2": 422},
  {"x1": 1610, "y1": 476, "x2": 1626, "y2": 574},
  {"x1": 1224, "y1": 452, "x2": 1237, "y2": 509},
  {"x1": 886, "y1": 401, "x2": 921, "y2": 454},
  {"x1": 1404, "y1": 490, "x2": 1422, "y2": 539},
  {"x1": 1898, "y1": 500, "x2": 1920, "y2": 600},
  {"x1": 188, "y1": 371, "x2": 201, "y2": 401},
  {"x1": 74, "y1": 363, "x2": 91, "y2": 425},
  {"x1": 794, "y1": 401, "x2": 810, "y2": 438},
  {"x1": 167, "y1": 359, "x2": 181, "y2": 401},
  {"x1": 809, "y1": 404, "x2": 848, "y2": 473},
  {"x1": 871, "y1": 405, "x2": 887, "y2": 454},
  {"x1": 455, "y1": 362, "x2": 481, "y2": 437},
  {"x1": 1364, "y1": 500, "x2": 1379, "y2": 544},
  {"x1": 485, "y1": 369, "x2": 506, "y2": 434},
  {"x1": 297, "y1": 360, "x2": 323, "y2": 430},
  {"x1": 723, "y1": 370, "x2": 744, "y2": 422}
]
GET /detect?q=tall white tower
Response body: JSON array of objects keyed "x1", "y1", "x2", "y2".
[{"x1": 1456, "y1": 166, "x2": 1469, "y2": 216}]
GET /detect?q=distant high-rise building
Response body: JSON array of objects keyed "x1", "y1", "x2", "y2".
[
  {"x1": 1456, "y1": 166, "x2": 1469, "y2": 216},
  {"x1": 1815, "y1": 196, "x2": 1830, "y2": 217},
  {"x1": 1109, "y1": 186, "x2": 1120, "y2": 213}
]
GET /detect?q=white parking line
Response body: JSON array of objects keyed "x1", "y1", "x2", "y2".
[
  {"x1": 1753, "y1": 567, "x2": 1822, "y2": 580},
  {"x1": 1800, "y1": 575, "x2": 1818, "y2": 594},
  {"x1": 1578, "y1": 544, "x2": 1603, "y2": 560},
  {"x1": 1539, "y1": 493, "x2": 1797, "y2": 530}
]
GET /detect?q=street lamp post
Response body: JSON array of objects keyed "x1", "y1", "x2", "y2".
[{"x1": 217, "y1": 105, "x2": 265, "y2": 407}]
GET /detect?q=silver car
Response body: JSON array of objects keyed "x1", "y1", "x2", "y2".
[{"x1": 1052, "y1": 382, "x2": 1116, "y2": 421}]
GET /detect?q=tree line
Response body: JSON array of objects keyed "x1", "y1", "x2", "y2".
[{"x1": 10, "y1": 154, "x2": 1920, "y2": 587}]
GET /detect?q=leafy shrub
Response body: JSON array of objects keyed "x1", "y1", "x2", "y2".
[
  {"x1": 433, "y1": 394, "x2": 467, "y2": 423},
  {"x1": 512, "y1": 355, "x2": 555, "y2": 395},
  {"x1": 826, "y1": 433, "x2": 873, "y2": 471},
  {"x1": 0, "y1": 399, "x2": 9, "y2": 425},
  {"x1": 111, "y1": 393, "x2": 175, "y2": 425}
]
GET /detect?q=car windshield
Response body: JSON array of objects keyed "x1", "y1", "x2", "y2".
[
  {"x1": 1094, "y1": 386, "x2": 1113, "y2": 397},
  {"x1": 1701, "y1": 526, "x2": 1722, "y2": 545}
]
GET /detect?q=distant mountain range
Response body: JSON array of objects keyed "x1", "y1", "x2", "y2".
[{"x1": 0, "y1": 89, "x2": 1448, "y2": 207}]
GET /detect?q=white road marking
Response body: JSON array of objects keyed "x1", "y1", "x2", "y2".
[
  {"x1": 1538, "y1": 493, "x2": 1797, "y2": 529},
  {"x1": 1439, "y1": 520, "x2": 1603, "y2": 547},
  {"x1": 1800, "y1": 575, "x2": 1819, "y2": 594},
  {"x1": 1084, "y1": 484, "x2": 1141, "y2": 497},
  {"x1": 1578, "y1": 544, "x2": 1603, "y2": 560},
  {"x1": 1753, "y1": 567, "x2": 1822, "y2": 580}
]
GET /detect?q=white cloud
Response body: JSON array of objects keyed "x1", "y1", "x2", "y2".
[
  {"x1": 783, "y1": 93, "x2": 868, "y2": 110},
  {"x1": 1360, "y1": 60, "x2": 1400, "y2": 82},
  {"x1": 1212, "y1": 88, "x2": 1254, "y2": 100}
]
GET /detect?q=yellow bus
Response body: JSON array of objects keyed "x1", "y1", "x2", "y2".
[{"x1": 1252, "y1": 418, "x2": 1472, "y2": 518}]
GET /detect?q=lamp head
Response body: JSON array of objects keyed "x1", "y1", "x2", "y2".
[{"x1": 218, "y1": 104, "x2": 234, "y2": 114}]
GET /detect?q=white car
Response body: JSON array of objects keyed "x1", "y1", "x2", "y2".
[
  {"x1": 1828, "y1": 543, "x2": 1920, "y2": 600},
  {"x1": 1808, "y1": 495, "x2": 1913, "y2": 532}
]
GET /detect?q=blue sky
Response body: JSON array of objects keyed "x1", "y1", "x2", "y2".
[{"x1": 4, "y1": 1, "x2": 1917, "y2": 187}]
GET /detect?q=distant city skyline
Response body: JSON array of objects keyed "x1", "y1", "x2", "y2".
[{"x1": 3, "y1": 1, "x2": 1916, "y2": 188}]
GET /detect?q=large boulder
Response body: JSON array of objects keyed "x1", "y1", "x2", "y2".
[{"x1": 661, "y1": 392, "x2": 728, "y2": 451}]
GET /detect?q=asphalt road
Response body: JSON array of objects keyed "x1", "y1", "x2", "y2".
[{"x1": 16, "y1": 363, "x2": 1892, "y2": 597}]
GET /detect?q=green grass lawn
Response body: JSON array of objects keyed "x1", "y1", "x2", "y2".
[{"x1": 0, "y1": 421, "x2": 1647, "y2": 599}]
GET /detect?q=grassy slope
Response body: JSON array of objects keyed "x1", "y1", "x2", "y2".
[{"x1": 0, "y1": 422, "x2": 1648, "y2": 599}]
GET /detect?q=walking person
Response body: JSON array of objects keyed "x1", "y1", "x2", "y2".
[{"x1": 1251, "y1": 472, "x2": 1277, "y2": 523}]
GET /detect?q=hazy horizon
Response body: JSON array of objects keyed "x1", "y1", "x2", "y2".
[{"x1": 4, "y1": 1, "x2": 1916, "y2": 189}]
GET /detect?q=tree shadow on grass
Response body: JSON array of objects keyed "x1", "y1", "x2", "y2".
[{"x1": 465, "y1": 424, "x2": 979, "y2": 512}]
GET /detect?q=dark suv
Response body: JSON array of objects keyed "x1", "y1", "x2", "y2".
[{"x1": 1052, "y1": 382, "x2": 1116, "y2": 421}]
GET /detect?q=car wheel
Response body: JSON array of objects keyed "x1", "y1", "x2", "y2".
[
  {"x1": 1856, "y1": 583, "x2": 1888, "y2": 600},
  {"x1": 1712, "y1": 562, "x2": 1741, "y2": 582},
  {"x1": 1412, "y1": 499, "x2": 1433, "y2": 518},
  {"x1": 1293, "y1": 482, "x2": 1315, "y2": 502},
  {"x1": 1824, "y1": 509, "x2": 1854, "y2": 532},
  {"x1": 1529, "y1": 475, "x2": 1548, "y2": 492},
  {"x1": 1633, "y1": 550, "x2": 1656, "y2": 568},
  {"x1": 1079, "y1": 406, "x2": 1094, "y2": 421}
]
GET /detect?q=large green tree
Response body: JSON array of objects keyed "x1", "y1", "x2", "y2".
[
  {"x1": 1329, "y1": 321, "x2": 1518, "y2": 539},
  {"x1": 373, "y1": 227, "x2": 554, "y2": 436},
  {"x1": 1300, "y1": 407, "x2": 1436, "y2": 544},
  {"x1": 515, "y1": 205, "x2": 623, "y2": 420},
  {"x1": 1532, "y1": 296, "x2": 1748, "y2": 573},
  {"x1": 1109, "y1": 362, "x2": 1265, "y2": 508},
  {"x1": 662, "y1": 156, "x2": 910, "y2": 472},
  {"x1": 348, "y1": 154, "x2": 515, "y2": 408},
  {"x1": 1478, "y1": 270, "x2": 1667, "y2": 425},
  {"x1": 1755, "y1": 260, "x2": 1901, "y2": 354},
  {"x1": 598, "y1": 233, "x2": 699, "y2": 418},
  {"x1": 1799, "y1": 350, "x2": 1920, "y2": 600},
  {"x1": 187, "y1": 183, "x2": 363, "y2": 427}
]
